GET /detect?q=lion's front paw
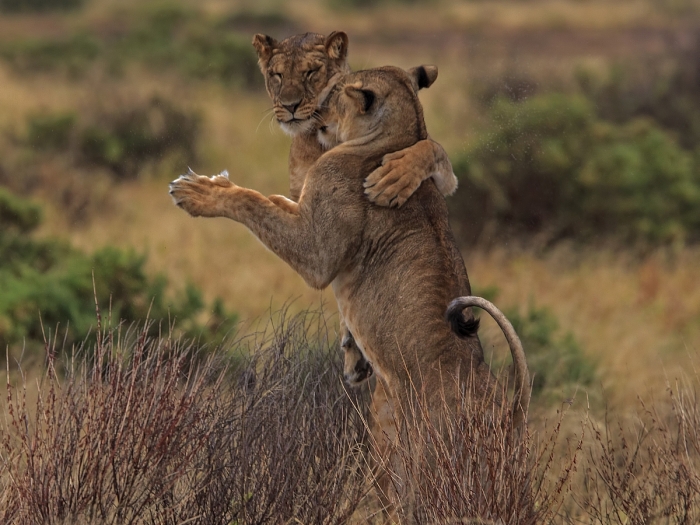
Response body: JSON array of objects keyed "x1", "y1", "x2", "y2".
[
  {"x1": 364, "y1": 151, "x2": 423, "y2": 208},
  {"x1": 169, "y1": 169, "x2": 234, "y2": 217}
]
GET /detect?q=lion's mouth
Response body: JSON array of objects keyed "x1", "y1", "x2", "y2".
[
  {"x1": 278, "y1": 116, "x2": 315, "y2": 136},
  {"x1": 280, "y1": 116, "x2": 307, "y2": 125}
]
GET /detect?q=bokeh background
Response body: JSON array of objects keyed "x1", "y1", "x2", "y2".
[{"x1": 2, "y1": 0, "x2": 700, "y2": 413}]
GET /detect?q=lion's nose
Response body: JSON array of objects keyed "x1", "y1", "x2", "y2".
[{"x1": 282, "y1": 101, "x2": 301, "y2": 114}]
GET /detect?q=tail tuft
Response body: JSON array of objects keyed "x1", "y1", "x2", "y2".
[{"x1": 446, "y1": 301, "x2": 480, "y2": 338}]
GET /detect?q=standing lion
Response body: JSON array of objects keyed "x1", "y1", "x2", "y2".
[{"x1": 170, "y1": 64, "x2": 530, "y2": 520}]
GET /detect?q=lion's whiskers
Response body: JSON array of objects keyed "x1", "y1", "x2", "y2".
[{"x1": 256, "y1": 108, "x2": 276, "y2": 134}]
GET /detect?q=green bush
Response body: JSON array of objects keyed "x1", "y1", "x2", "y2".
[
  {"x1": 0, "y1": 6, "x2": 263, "y2": 89},
  {"x1": 0, "y1": 186, "x2": 42, "y2": 233},
  {"x1": 0, "y1": 33, "x2": 99, "y2": 75},
  {"x1": 473, "y1": 286, "x2": 595, "y2": 401},
  {"x1": 23, "y1": 98, "x2": 200, "y2": 179},
  {"x1": 0, "y1": 189, "x2": 237, "y2": 353},
  {"x1": 80, "y1": 96, "x2": 199, "y2": 177},
  {"x1": 0, "y1": 0, "x2": 84, "y2": 12},
  {"x1": 577, "y1": 50, "x2": 700, "y2": 151},
  {"x1": 504, "y1": 301, "x2": 596, "y2": 398},
  {"x1": 178, "y1": 30, "x2": 262, "y2": 89},
  {"x1": 26, "y1": 112, "x2": 77, "y2": 150},
  {"x1": 120, "y1": 7, "x2": 263, "y2": 88},
  {"x1": 451, "y1": 94, "x2": 700, "y2": 247},
  {"x1": 328, "y1": 0, "x2": 433, "y2": 9}
]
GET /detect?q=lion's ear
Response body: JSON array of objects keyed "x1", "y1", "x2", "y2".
[
  {"x1": 325, "y1": 31, "x2": 349, "y2": 62},
  {"x1": 344, "y1": 82, "x2": 375, "y2": 114},
  {"x1": 252, "y1": 34, "x2": 278, "y2": 63},
  {"x1": 408, "y1": 65, "x2": 438, "y2": 91}
]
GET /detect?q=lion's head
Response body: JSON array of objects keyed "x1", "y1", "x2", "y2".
[
  {"x1": 328, "y1": 65, "x2": 438, "y2": 147},
  {"x1": 252, "y1": 31, "x2": 350, "y2": 136}
]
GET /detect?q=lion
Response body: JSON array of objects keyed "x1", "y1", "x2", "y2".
[
  {"x1": 252, "y1": 31, "x2": 460, "y2": 386},
  {"x1": 169, "y1": 64, "x2": 531, "y2": 519},
  {"x1": 251, "y1": 31, "x2": 458, "y2": 207}
]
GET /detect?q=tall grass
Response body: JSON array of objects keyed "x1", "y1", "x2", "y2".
[
  {"x1": 580, "y1": 378, "x2": 700, "y2": 524},
  {"x1": 0, "y1": 308, "x2": 369, "y2": 524},
  {"x1": 374, "y1": 384, "x2": 581, "y2": 524},
  {"x1": 2, "y1": 305, "x2": 700, "y2": 523}
]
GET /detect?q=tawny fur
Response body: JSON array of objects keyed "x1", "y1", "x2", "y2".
[
  {"x1": 252, "y1": 31, "x2": 459, "y2": 208},
  {"x1": 169, "y1": 66, "x2": 530, "y2": 519},
  {"x1": 253, "y1": 31, "x2": 459, "y2": 383}
]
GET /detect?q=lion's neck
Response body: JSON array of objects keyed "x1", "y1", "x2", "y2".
[{"x1": 334, "y1": 128, "x2": 416, "y2": 161}]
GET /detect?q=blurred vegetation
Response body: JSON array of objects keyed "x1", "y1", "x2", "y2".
[
  {"x1": 475, "y1": 286, "x2": 596, "y2": 402},
  {"x1": 0, "y1": 0, "x2": 700, "y2": 372},
  {"x1": 0, "y1": 6, "x2": 264, "y2": 88},
  {"x1": 0, "y1": 96, "x2": 201, "y2": 224},
  {"x1": 0, "y1": 188, "x2": 237, "y2": 354},
  {"x1": 328, "y1": 0, "x2": 433, "y2": 9},
  {"x1": 576, "y1": 39, "x2": 700, "y2": 150},
  {"x1": 24, "y1": 97, "x2": 199, "y2": 178},
  {"x1": 1, "y1": 2, "x2": 700, "y2": 250},
  {"x1": 453, "y1": 44, "x2": 700, "y2": 248},
  {"x1": 0, "y1": 0, "x2": 85, "y2": 13},
  {"x1": 452, "y1": 93, "x2": 700, "y2": 247},
  {"x1": 0, "y1": 33, "x2": 99, "y2": 76},
  {"x1": 506, "y1": 301, "x2": 596, "y2": 399}
]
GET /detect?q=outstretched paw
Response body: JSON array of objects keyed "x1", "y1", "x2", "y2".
[
  {"x1": 364, "y1": 151, "x2": 423, "y2": 208},
  {"x1": 169, "y1": 168, "x2": 235, "y2": 217}
]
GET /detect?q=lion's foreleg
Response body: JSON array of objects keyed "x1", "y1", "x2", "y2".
[{"x1": 170, "y1": 170, "x2": 342, "y2": 290}]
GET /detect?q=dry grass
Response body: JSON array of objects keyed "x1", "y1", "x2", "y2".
[
  {"x1": 4, "y1": 307, "x2": 699, "y2": 524},
  {"x1": 577, "y1": 375, "x2": 700, "y2": 524},
  {"x1": 367, "y1": 380, "x2": 581, "y2": 524},
  {"x1": 0, "y1": 306, "x2": 582, "y2": 525},
  {"x1": 469, "y1": 248, "x2": 700, "y2": 409},
  {"x1": 1, "y1": 309, "x2": 369, "y2": 524}
]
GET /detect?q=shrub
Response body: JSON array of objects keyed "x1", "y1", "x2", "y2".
[
  {"x1": 21, "y1": 98, "x2": 200, "y2": 179},
  {"x1": 0, "y1": 185, "x2": 42, "y2": 233},
  {"x1": 79, "y1": 96, "x2": 200, "y2": 178},
  {"x1": 505, "y1": 300, "x2": 596, "y2": 399},
  {"x1": 473, "y1": 286, "x2": 595, "y2": 402},
  {"x1": 383, "y1": 384, "x2": 580, "y2": 524},
  {"x1": 121, "y1": 7, "x2": 263, "y2": 89},
  {"x1": 0, "y1": 189, "x2": 236, "y2": 353},
  {"x1": 328, "y1": 0, "x2": 433, "y2": 9},
  {"x1": 25, "y1": 111, "x2": 77, "y2": 150},
  {"x1": 178, "y1": 30, "x2": 263, "y2": 89},
  {"x1": 576, "y1": 39, "x2": 700, "y2": 151},
  {"x1": 451, "y1": 94, "x2": 700, "y2": 247},
  {"x1": 0, "y1": 33, "x2": 100, "y2": 76},
  {"x1": 582, "y1": 381, "x2": 700, "y2": 523},
  {"x1": 222, "y1": 10, "x2": 298, "y2": 35},
  {"x1": 0, "y1": 0, "x2": 84, "y2": 12},
  {"x1": 0, "y1": 310, "x2": 368, "y2": 524},
  {"x1": 0, "y1": 6, "x2": 263, "y2": 89}
]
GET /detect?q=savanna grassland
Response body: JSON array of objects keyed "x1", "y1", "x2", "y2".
[{"x1": 2, "y1": 0, "x2": 700, "y2": 522}]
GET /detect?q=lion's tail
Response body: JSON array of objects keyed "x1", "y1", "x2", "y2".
[{"x1": 446, "y1": 296, "x2": 531, "y2": 432}]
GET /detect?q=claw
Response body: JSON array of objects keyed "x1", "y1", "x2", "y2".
[{"x1": 219, "y1": 170, "x2": 230, "y2": 179}]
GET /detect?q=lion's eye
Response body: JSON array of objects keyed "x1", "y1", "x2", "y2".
[{"x1": 305, "y1": 68, "x2": 320, "y2": 79}]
